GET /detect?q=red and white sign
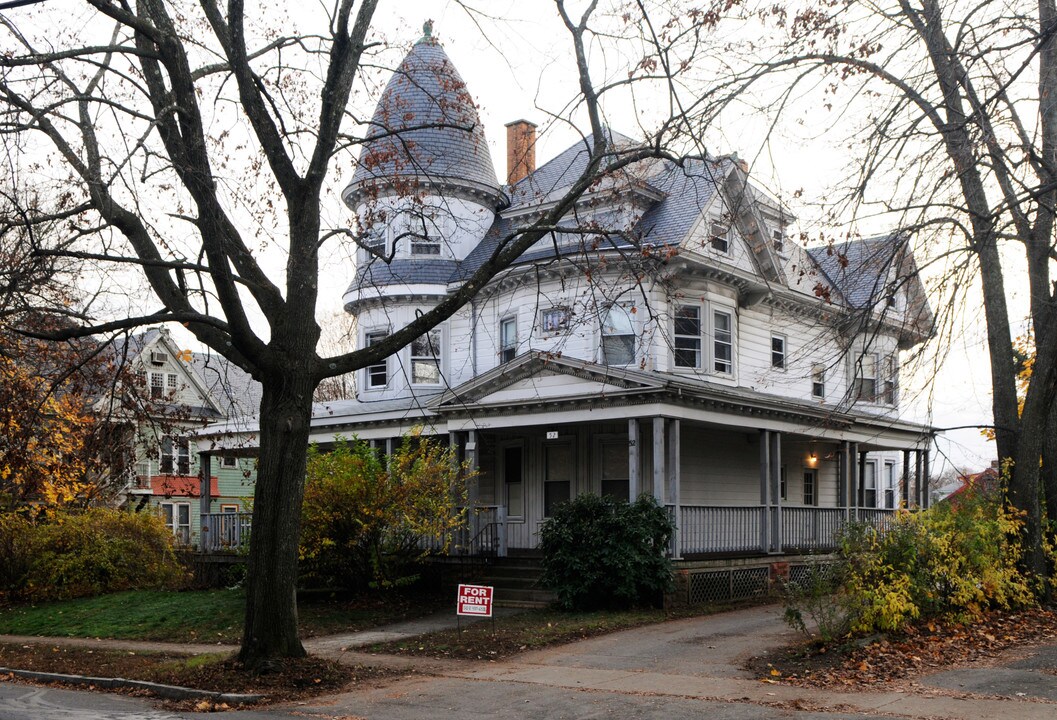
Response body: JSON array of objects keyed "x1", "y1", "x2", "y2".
[{"x1": 456, "y1": 583, "x2": 494, "y2": 617}]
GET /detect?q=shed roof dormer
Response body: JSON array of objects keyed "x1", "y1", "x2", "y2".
[{"x1": 343, "y1": 22, "x2": 502, "y2": 209}]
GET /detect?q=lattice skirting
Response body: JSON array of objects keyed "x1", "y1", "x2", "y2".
[{"x1": 676, "y1": 559, "x2": 837, "y2": 606}]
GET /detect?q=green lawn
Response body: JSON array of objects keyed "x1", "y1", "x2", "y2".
[{"x1": 0, "y1": 589, "x2": 444, "y2": 644}]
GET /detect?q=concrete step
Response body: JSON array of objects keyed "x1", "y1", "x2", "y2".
[{"x1": 493, "y1": 586, "x2": 555, "y2": 607}]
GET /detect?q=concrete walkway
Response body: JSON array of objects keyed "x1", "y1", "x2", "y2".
[{"x1": 4, "y1": 603, "x2": 1057, "y2": 719}]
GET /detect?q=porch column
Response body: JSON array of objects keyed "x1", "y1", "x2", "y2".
[
  {"x1": 914, "y1": 450, "x2": 923, "y2": 509},
  {"x1": 849, "y1": 442, "x2": 860, "y2": 519},
  {"x1": 628, "y1": 418, "x2": 640, "y2": 500},
  {"x1": 902, "y1": 449, "x2": 911, "y2": 508},
  {"x1": 667, "y1": 419, "x2": 681, "y2": 559},
  {"x1": 769, "y1": 431, "x2": 782, "y2": 554},
  {"x1": 463, "y1": 430, "x2": 480, "y2": 545},
  {"x1": 198, "y1": 452, "x2": 212, "y2": 552},
  {"x1": 653, "y1": 417, "x2": 666, "y2": 506},
  {"x1": 858, "y1": 449, "x2": 868, "y2": 513},
  {"x1": 759, "y1": 430, "x2": 771, "y2": 553},
  {"x1": 837, "y1": 441, "x2": 848, "y2": 517},
  {"x1": 922, "y1": 447, "x2": 931, "y2": 508}
]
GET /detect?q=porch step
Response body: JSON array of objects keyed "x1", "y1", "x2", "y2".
[{"x1": 476, "y1": 558, "x2": 554, "y2": 608}]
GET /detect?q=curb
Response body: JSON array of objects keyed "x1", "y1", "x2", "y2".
[{"x1": 0, "y1": 667, "x2": 265, "y2": 705}]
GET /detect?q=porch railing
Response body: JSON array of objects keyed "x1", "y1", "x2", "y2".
[
  {"x1": 676, "y1": 505, "x2": 898, "y2": 556},
  {"x1": 200, "y1": 512, "x2": 252, "y2": 553},
  {"x1": 420, "y1": 505, "x2": 508, "y2": 558}
]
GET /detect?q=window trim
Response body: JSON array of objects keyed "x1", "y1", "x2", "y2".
[
  {"x1": 220, "y1": 456, "x2": 238, "y2": 469},
  {"x1": 771, "y1": 334, "x2": 786, "y2": 370},
  {"x1": 220, "y1": 503, "x2": 239, "y2": 513},
  {"x1": 160, "y1": 501, "x2": 191, "y2": 545},
  {"x1": 160, "y1": 435, "x2": 190, "y2": 476},
  {"x1": 712, "y1": 308, "x2": 734, "y2": 375},
  {"x1": 600, "y1": 304, "x2": 636, "y2": 366},
  {"x1": 803, "y1": 468, "x2": 817, "y2": 506},
  {"x1": 854, "y1": 352, "x2": 879, "y2": 402},
  {"x1": 811, "y1": 363, "x2": 826, "y2": 400},
  {"x1": 673, "y1": 304, "x2": 703, "y2": 369},
  {"x1": 542, "y1": 439, "x2": 575, "y2": 518},
  {"x1": 363, "y1": 330, "x2": 390, "y2": 390},
  {"x1": 862, "y1": 460, "x2": 878, "y2": 508},
  {"x1": 410, "y1": 328, "x2": 443, "y2": 386},
  {"x1": 499, "y1": 316, "x2": 517, "y2": 364},
  {"x1": 708, "y1": 220, "x2": 731, "y2": 254}
]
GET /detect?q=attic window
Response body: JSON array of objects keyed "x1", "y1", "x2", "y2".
[
  {"x1": 772, "y1": 229, "x2": 785, "y2": 254},
  {"x1": 709, "y1": 222, "x2": 730, "y2": 253}
]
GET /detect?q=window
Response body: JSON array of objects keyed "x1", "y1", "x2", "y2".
[
  {"x1": 365, "y1": 331, "x2": 389, "y2": 389},
  {"x1": 161, "y1": 502, "x2": 191, "y2": 545},
  {"x1": 601, "y1": 305, "x2": 635, "y2": 365},
  {"x1": 713, "y1": 310, "x2": 733, "y2": 374},
  {"x1": 811, "y1": 364, "x2": 826, "y2": 399},
  {"x1": 160, "y1": 436, "x2": 190, "y2": 475},
  {"x1": 880, "y1": 355, "x2": 897, "y2": 405},
  {"x1": 411, "y1": 329, "x2": 442, "y2": 384},
  {"x1": 502, "y1": 445, "x2": 524, "y2": 518},
  {"x1": 499, "y1": 316, "x2": 517, "y2": 364},
  {"x1": 149, "y1": 372, "x2": 164, "y2": 399},
  {"x1": 855, "y1": 352, "x2": 878, "y2": 402},
  {"x1": 362, "y1": 224, "x2": 386, "y2": 256},
  {"x1": 709, "y1": 221, "x2": 730, "y2": 253},
  {"x1": 884, "y1": 462, "x2": 896, "y2": 508},
  {"x1": 771, "y1": 334, "x2": 786, "y2": 369},
  {"x1": 220, "y1": 504, "x2": 239, "y2": 513},
  {"x1": 541, "y1": 307, "x2": 571, "y2": 334},
  {"x1": 803, "y1": 469, "x2": 817, "y2": 506},
  {"x1": 167, "y1": 373, "x2": 178, "y2": 393},
  {"x1": 408, "y1": 210, "x2": 442, "y2": 255},
  {"x1": 673, "y1": 305, "x2": 702, "y2": 368},
  {"x1": 862, "y1": 462, "x2": 877, "y2": 508},
  {"x1": 779, "y1": 466, "x2": 787, "y2": 501},
  {"x1": 220, "y1": 456, "x2": 238, "y2": 469},
  {"x1": 543, "y1": 442, "x2": 573, "y2": 517},
  {"x1": 772, "y1": 229, "x2": 785, "y2": 254},
  {"x1": 599, "y1": 439, "x2": 630, "y2": 500}
]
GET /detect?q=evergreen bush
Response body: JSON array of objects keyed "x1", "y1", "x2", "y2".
[{"x1": 539, "y1": 493, "x2": 674, "y2": 611}]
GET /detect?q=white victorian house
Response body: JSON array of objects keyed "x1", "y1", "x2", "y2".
[{"x1": 201, "y1": 26, "x2": 935, "y2": 590}]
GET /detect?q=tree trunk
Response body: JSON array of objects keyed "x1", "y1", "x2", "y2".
[{"x1": 237, "y1": 369, "x2": 316, "y2": 666}]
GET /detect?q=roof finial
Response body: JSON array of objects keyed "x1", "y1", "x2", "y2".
[{"x1": 422, "y1": 19, "x2": 433, "y2": 40}]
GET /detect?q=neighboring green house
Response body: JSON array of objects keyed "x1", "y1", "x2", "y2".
[{"x1": 112, "y1": 328, "x2": 260, "y2": 548}]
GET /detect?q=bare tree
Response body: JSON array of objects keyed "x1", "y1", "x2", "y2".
[
  {"x1": 694, "y1": 0, "x2": 1057, "y2": 576},
  {"x1": 0, "y1": 0, "x2": 737, "y2": 664}
]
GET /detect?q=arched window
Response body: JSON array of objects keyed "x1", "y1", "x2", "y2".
[{"x1": 601, "y1": 305, "x2": 635, "y2": 365}]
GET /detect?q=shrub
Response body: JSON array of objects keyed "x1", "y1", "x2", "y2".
[
  {"x1": 784, "y1": 492, "x2": 1034, "y2": 639},
  {"x1": 539, "y1": 494, "x2": 674, "y2": 611},
  {"x1": 0, "y1": 508, "x2": 186, "y2": 603},
  {"x1": 299, "y1": 431, "x2": 469, "y2": 591}
]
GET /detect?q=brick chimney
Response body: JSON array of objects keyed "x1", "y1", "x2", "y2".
[{"x1": 505, "y1": 119, "x2": 537, "y2": 186}]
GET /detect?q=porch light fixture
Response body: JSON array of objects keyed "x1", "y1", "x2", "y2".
[{"x1": 806, "y1": 453, "x2": 819, "y2": 468}]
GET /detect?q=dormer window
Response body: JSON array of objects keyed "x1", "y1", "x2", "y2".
[
  {"x1": 709, "y1": 222, "x2": 730, "y2": 253},
  {"x1": 601, "y1": 305, "x2": 635, "y2": 365},
  {"x1": 772, "y1": 229, "x2": 785, "y2": 254}
]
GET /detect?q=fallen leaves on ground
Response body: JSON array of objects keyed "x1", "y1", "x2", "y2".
[{"x1": 750, "y1": 607, "x2": 1057, "y2": 689}]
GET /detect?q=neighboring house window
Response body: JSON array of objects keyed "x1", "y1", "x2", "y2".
[
  {"x1": 771, "y1": 334, "x2": 786, "y2": 369},
  {"x1": 862, "y1": 462, "x2": 877, "y2": 507},
  {"x1": 812, "y1": 364, "x2": 826, "y2": 399},
  {"x1": 502, "y1": 444, "x2": 523, "y2": 518},
  {"x1": 709, "y1": 221, "x2": 730, "y2": 253},
  {"x1": 880, "y1": 355, "x2": 897, "y2": 405},
  {"x1": 167, "y1": 372, "x2": 178, "y2": 393},
  {"x1": 220, "y1": 456, "x2": 238, "y2": 469},
  {"x1": 543, "y1": 442, "x2": 573, "y2": 517},
  {"x1": 601, "y1": 305, "x2": 635, "y2": 365},
  {"x1": 161, "y1": 502, "x2": 191, "y2": 545},
  {"x1": 855, "y1": 352, "x2": 878, "y2": 402},
  {"x1": 884, "y1": 462, "x2": 896, "y2": 508},
  {"x1": 803, "y1": 469, "x2": 817, "y2": 506},
  {"x1": 712, "y1": 309, "x2": 733, "y2": 374},
  {"x1": 499, "y1": 316, "x2": 517, "y2": 364},
  {"x1": 673, "y1": 305, "x2": 702, "y2": 368},
  {"x1": 411, "y1": 329, "x2": 442, "y2": 385},
  {"x1": 160, "y1": 436, "x2": 190, "y2": 475},
  {"x1": 220, "y1": 504, "x2": 239, "y2": 513},
  {"x1": 541, "y1": 307, "x2": 571, "y2": 334},
  {"x1": 365, "y1": 331, "x2": 389, "y2": 389},
  {"x1": 149, "y1": 372, "x2": 164, "y2": 399}
]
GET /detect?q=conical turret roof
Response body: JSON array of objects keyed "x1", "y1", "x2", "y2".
[{"x1": 346, "y1": 27, "x2": 501, "y2": 205}]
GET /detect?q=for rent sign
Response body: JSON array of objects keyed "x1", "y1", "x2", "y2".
[{"x1": 456, "y1": 584, "x2": 494, "y2": 617}]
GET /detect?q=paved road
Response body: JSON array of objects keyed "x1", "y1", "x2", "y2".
[{"x1": 3, "y1": 603, "x2": 1057, "y2": 719}]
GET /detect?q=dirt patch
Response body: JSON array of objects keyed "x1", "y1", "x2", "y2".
[
  {"x1": 747, "y1": 607, "x2": 1057, "y2": 689},
  {"x1": 0, "y1": 642, "x2": 398, "y2": 709}
]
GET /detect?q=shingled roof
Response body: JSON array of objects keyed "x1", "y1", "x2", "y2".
[
  {"x1": 807, "y1": 235, "x2": 906, "y2": 308},
  {"x1": 346, "y1": 29, "x2": 501, "y2": 204}
]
